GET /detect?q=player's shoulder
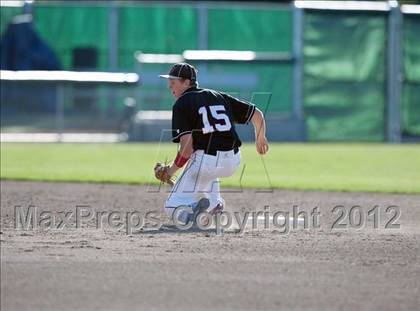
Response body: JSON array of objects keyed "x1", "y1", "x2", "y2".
[
  {"x1": 181, "y1": 87, "x2": 218, "y2": 97},
  {"x1": 174, "y1": 87, "x2": 201, "y2": 104},
  {"x1": 175, "y1": 87, "x2": 214, "y2": 103},
  {"x1": 194, "y1": 87, "x2": 229, "y2": 101}
]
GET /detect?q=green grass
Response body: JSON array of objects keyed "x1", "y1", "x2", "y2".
[{"x1": 1, "y1": 143, "x2": 420, "y2": 194}]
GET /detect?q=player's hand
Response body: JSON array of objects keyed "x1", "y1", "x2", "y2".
[
  {"x1": 154, "y1": 163, "x2": 175, "y2": 186},
  {"x1": 256, "y1": 136, "x2": 269, "y2": 155}
]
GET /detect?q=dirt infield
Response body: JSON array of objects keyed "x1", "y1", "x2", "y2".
[{"x1": 1, "y1": 181, "x2": 419, "y2": 311}]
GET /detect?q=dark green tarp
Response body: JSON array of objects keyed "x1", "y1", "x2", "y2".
[
  {"x1": 402, "y1": 14, "x2": 420, "y2": 136},
  {"x1": 303, "y1": 11, "x2": 387, "y2": 141}
]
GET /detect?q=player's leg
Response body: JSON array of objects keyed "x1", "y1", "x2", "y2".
[
  {"x1": 206, "y1": 150, "x2": 241, "y2": 213},
  {"x1": 164, "y1": 149, "x2": 240, "y2": 222},
  {"x1": 195, "y1": 150, "x2": 241, "y2": 213},
  {"x1": 215, "y1": 149, "x2": 241, "y2": 178},
  {"x1": 167, "y1": 197, "x2": 210, "y2": 225},
  {"x1": 163, "y1": 153, "x2": 209, "y2": 223},
  {"x1": 199, "y1": 177, "x2": 225, "y2": 214}
]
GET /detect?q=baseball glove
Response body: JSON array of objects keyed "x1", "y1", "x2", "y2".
[{"x1": 154, "y1": 163, "x2": 174, "y2": 186}]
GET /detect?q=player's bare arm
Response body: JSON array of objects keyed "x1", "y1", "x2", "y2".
[
  {"x1": 154, "y1": 134, "x2": 193, "y2": 185},
  {"x1": 167, "y1": 133, "x2": 193, "y2": 177},
  {"x1": 251, "y1": 107, "x2": 269, "y2": 155}
]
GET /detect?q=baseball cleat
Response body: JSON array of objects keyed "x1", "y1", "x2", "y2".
[
  {"x1": 209, "y1": 203, "x2": 224, "y2": 216},
  {"x1": 192, "y1": 197, "x2": 210, "y2": 213},
  {"x1": 191, "y1": 198, "x2": 210, "y2": 227}
]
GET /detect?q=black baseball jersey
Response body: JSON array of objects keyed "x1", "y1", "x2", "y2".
[{"x1": 171, "y1": 86, "x2": 256, "y2": 151}]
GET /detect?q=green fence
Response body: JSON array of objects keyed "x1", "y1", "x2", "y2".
[
  {"x1": 207, "y1": 8, "x2": 292, "y2": 113},
  {"x1": 207, "y1": 8, "x2": 292, "y2": 51},
  {"x1": 0, "y1": 4, "x2": 292, "y2": 113},
  {"x1": 0, "y1": 6, "x2": 21, "y2": 35},
  {"x1": 33, "y1": 5, "x2": 109, "y2": 69},
  {"x1": 1, "y1": 3, "x2": 419, "y2": 140},
  {"x1": 118, "y1": 5, "x2": 198, "y2": 69}
]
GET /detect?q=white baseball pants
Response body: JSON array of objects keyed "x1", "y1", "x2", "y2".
[{"x1": 164, "y1": 149, "x2": 241, "y2": 217}]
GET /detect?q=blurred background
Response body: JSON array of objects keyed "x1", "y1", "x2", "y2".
[{"x1": 1, "y1": 0, "x2": 419, "y2": 143}]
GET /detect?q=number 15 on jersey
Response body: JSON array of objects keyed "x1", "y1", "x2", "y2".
[{"x1": 198, "y1": 105, "x2": 232, "y2": 134}]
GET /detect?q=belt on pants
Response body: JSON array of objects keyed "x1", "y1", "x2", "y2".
[{"x1": 200, "y1": 147, "x2": 239, "y2": 156}]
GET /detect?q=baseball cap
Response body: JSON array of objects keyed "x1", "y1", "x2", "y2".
[{"x1": 159, "y1": 63, "x2": 197, "y2": 81}]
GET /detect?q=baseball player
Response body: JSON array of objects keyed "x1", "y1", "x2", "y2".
[{"x1": 155, "y1": 63, "x2": 269, "y2": 226}]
